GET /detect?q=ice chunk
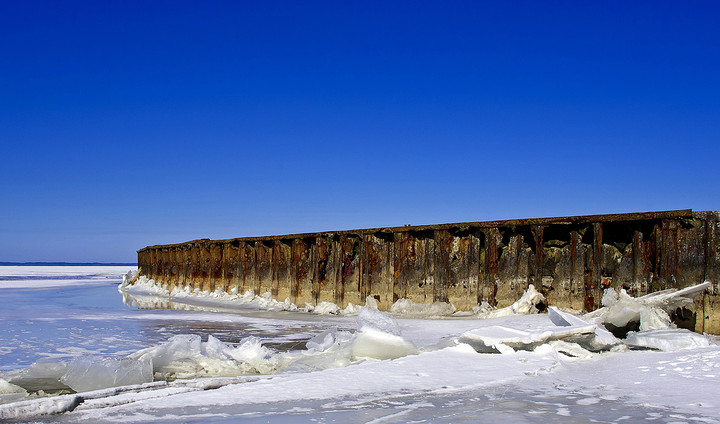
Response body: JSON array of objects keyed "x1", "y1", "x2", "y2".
[
  {"x1": 351, "y1": 327, "x2": 418, "y2": 360},
  {"x1": 601, "y1": 286, "x2": 619, "y2": 307},
  {"x1": 535, "y1": 340, "x2": 594, "y2": 360},
  {"x1": 128, "y1": 334, "x2": 277, "y2": 380},
  {"x1": 118, "y1": 269, "x2": 138, "y2": 289},
  {"x1": 638, "y1": 281, "x2": 712, "y2": 309},
  {"x1": 584, "y1": 282, "x2": 710, "y2": 336},
  {"x1": 472, "y1": 301, "x2": 494, "y2": 315},
  {"x1": 357, "y1": 307, "x2": 402, "y2": 336},
  {"x1": 60, "y1": 357, "x2": 152, "y2": 392},
  {"x1": 284, "y1": 328, "x2": 356, "y2": 373},
  {"x1": 477, "y1": 284, "x2": 546, "y2": 318},
  {"x1": 3, "y1": 359, "x2": 69, "y2": 393},
  {"x1": 0, "y1": 379, "x2": 26, "y2": 395},
  {"x1": 548, "y1": 306, "x2": 619, "y2": 349},
  {"x1": 364, "y1": 296, "x2": 379, "y2": 310},
  {"x1": 350, "y1": 308, "x2": 418, "y2": 360},
  {"x1": 314, "y1": 301, "x2": 340, "y2": 315},
  {"x1": 389, "y1": 299, "x2": 456, "y2": 317},
  {"x1": 0, "y1": 378, "x2": 28, "y2": 404},
  {"x1": 460, "y1": 324, "x2": 596, "y2": 354},
  {"x1": 0, "y1": 394, "x2": 83, "y2": 420},
  {"x1": 625, "y1": 329, "x2": 714, "y2": 351},
  {"x1": 341, "y1": 302, "x2": 362, "y2": 315},
  {"x1": 305, "y1": 330, "x2": 339, "y2": 352}
]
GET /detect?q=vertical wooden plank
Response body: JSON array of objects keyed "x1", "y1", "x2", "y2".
[
  {"x1": 343, "y1": 235, "x2": 361, "y2": 306},
  {"x1": 585, "y1": 223, "x2": 603, "y2": 311},
  {"x1": 201, "y1": 242, "x2": 212, "y2": 292},
  {"x1": 661, "y1": 219, "x2": 680, "y2": 289},
  {"x1": 273, "y1": 240, "x2": 291, "y2": 300},
  {"x1": 210, "y1": 243, "x2": 223, "y2": 292},
  {"x1": 189, "y1": 243, "x2": 199, "y2": 291},
  {"x1": 447, "y1": 229, "x2": 475, "y2": 310},
  {"x1": 468, "y1": 229, "x2": 481, "y2": 309},
  {"x1": 182, "y1": 246, "x2": 191, "y2": 288},
  {"x1": 316, "y1": 236, "x2": 331, "y2": 303},
  {"x1": 365, "y1": 232, "x2": 393, "y2": 307},
  {"x1": 292, "y1": 238, "x2": 314, "y2": 306},
  {"x1": 703, "y1": 213, "x2": 718, "y2": 333},
  {"x1": 632, "y1": 230, "x2": 645, "y2": 295},
  {"x1": 393, "y1": 232, "x2": 408, "y2": 303},
  {"x1": 569, "y1": 230, "x2": 585, "y2": 310},
  {"x1": 406, "y1": 232, "x2": 427, "y2": 303},
  {"x1": 239, "y1": 241, "x2": 255, "y2": 295},
  {"x1": 705, "y1": 213, "x2": 716, "y2": 284},
  {"x1": 258, "y1": 242, "x2": 273, "y2": 296},
  {"x1": 330, "y1": 235, "x2": 345, "y2": 305},
  {"x1": 226, "y1": 242, "x2": 240, "y2": 294},
  {"x1": 311, "y1": 240, "x2": 320, "y2": 303},
  {"x1": 482, "y1": 228, "x2": 499, "y2": 306},
  {"x1": 433, "y1": 229, "x2": 450, "y2": 303},
  {"x1": 532, "y1": 225, "x2": 544, "y2": 292}
]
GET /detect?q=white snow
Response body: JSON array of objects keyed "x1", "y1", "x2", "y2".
[{"x1": 1, "y1": 267, "x2": 719, "y2": 423}]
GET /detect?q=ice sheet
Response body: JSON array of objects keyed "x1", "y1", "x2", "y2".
[
  {"x1": 2, "y1": 266, "x2": 719, "y2": 423},
  {"x1": 0, "y1": 265, "x2": 134, "y2": 289}
]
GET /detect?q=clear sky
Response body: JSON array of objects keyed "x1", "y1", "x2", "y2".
[{"x1": 1, "y1": 1, "x2": 718, "y2": 263}]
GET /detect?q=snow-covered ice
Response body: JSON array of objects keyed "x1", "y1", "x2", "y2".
[{"x1": 1, "y1": 266, "x2": 719, "y2": 423}]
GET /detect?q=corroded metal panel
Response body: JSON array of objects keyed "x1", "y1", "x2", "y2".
[
  {"x1": 433, "y1": 230, "x2": 450, "y2": 304},
  {"x1": 570, "y1": 230, "x2": 586, "y2": 310},
  {"x1": 190, "y1": 243, "x2": 201, "y2": 290},
  {"x1": 256, "y1": 241, "x2": 273, "y2": 296},
  {"x1": 496, "y1": 229, "x2": 531, "y2": 308},
  {"x1": 661, "y1": 219, "x2": 680, "y2": 289},
  {"x1": 395, "y1": 231, "x2": 433, "y2": 303},
  {"x1": 481, "y1": 228, "x2": 500, "y2": 306},
  {"x1": 272, "y1": 240, "x2": 291, "y2": 300},
  {"x1": 199, "y1": 242, "x2": 212, "y2": 292},
  {"x1": 361, "y1": 232, "x2": 394, "y2": 308},
  {"x1": 292, "y1": 238, "x2": 313, "y2": 305},
  {"x1": 181, "y1": 245, "x2": 191, "y2": 288},
  {"x1": 136, "y1": 209, "x2": 720, "y2": 334},
  {"x1": 339, "y1": 235, "x2": 361, "y2": 306},
  {"x1": 161, "y1": 248, "x2": 169, "y2": 286},
  {"x1": 222, "y1": 242, "x2": 239, "y2": 293},
  {"x1": 238, "y1": 241, "x2": 255, "y2": 294},
  {"x1": 314, "y1": 236, "x2": 333, "y2": 303},
  {"x1": 446, "y1": 228, "x2": 480, "y2": 310},
  {"x1": 582, "y1": 223, "x2": 603, "y2": 311},
  {"x1": 170, "y1": 247, "x2": 181, "y2": 290},
  {"x1": 209, "y1": 242, "x2": 223, "y2": 292}
]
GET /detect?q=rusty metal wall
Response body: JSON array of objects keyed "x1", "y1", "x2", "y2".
[{"x1": 137, "y1": 210, "x2": 720, "y2": 334}]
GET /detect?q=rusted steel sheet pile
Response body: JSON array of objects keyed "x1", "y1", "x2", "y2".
[{"x1": 138, "y1": 210, "x2": 720, "y2": 333}]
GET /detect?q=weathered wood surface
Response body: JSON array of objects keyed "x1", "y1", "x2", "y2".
[{"x1": 138, "y1": 210, "x2": 720, "y2": 334}]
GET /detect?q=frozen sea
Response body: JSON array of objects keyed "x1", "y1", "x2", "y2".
[{"x1": 1, "y1": 266, "x2": 720, "y2": 423}]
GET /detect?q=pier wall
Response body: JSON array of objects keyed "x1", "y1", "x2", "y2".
[{"x1": 138, "y1": 210, "x2": 720, "y2": 334}]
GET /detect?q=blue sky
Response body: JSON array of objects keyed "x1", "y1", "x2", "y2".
[{"x1": 1, "y1": 1, "x2": 718, "y2": 262}]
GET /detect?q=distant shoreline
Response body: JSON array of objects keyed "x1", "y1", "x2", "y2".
[{"x1": 0, "y1": 262, "x2": 138, "y2": 266}]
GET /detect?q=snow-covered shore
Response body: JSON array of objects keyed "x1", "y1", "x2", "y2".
[{"x1": 1, "y1": 266, "x2": 718, "y2": 422}]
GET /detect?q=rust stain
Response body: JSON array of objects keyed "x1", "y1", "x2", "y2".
[{"x1": 136, "y1": 210, "x2": 720, "y2": 333}]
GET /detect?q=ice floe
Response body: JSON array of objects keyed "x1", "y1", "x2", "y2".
[
  {"x1": 3, "y1": 267, "x2": 718, "y2": 422},
  {"x1": 584, "y1": 281, "x2": 711, "y2": 336}
]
